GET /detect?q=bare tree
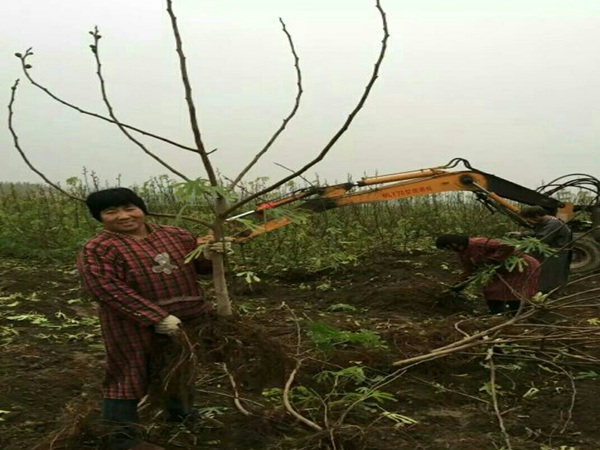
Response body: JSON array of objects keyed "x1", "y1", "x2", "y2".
[{"x1": 8, "y1": 0, "x2": 390, "y2": 316}]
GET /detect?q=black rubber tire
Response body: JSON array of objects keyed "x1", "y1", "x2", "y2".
[{"x1": 570, "y1": 234, "x2": 600, "y2": 274}]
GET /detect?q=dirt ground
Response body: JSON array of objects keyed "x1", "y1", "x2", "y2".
[{"x1": 1, "y1": 251, "x2": 599, "y2": 450}]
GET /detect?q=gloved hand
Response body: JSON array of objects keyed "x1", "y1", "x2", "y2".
[
  {"x1": 203, "y1": 237, "x2": 234, "y2": 259},
  {"x1": 155, "y1": 314, "x2": 182, "y2": 335}
]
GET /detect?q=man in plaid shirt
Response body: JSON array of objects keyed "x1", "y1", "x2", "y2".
[{"x1": 78, "y1": 188, "x2": 228, "y2": 450}]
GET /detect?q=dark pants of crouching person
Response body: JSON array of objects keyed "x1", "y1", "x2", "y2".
[{"x1": 536, "y1": 249, "x2": 571, "y2": 294}]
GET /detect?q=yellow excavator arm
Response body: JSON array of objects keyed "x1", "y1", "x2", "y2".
[{"x1": 218, "y1": 158, "x2": 570, "y2": 243}]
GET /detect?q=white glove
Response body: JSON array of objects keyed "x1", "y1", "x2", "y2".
[
  {"x1": 203, "y1": 237, "x2": 234, "y2": 259},
  {"x1": 155, "y1": 314, "x2": 182, "y2": 335}
]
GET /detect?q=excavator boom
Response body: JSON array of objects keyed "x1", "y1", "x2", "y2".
[
  {"x1": 226, "y1": 158, "x2": 567, "y2": 243},
  {"x1": 197, "y1": 157, "x2": 600, "y2": 274}
]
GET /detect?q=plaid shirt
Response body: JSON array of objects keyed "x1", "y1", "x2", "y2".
[
  {"x1": 458, "y1": 237, "x2": 540, "y2": 301},
  {"x1": 77, "y1": 224, "x2": 211, "y2": 399}
]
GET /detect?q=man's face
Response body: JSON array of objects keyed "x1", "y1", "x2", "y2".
[{"x1": 100, "y1": 204, "x2": 146, "y2": 236}]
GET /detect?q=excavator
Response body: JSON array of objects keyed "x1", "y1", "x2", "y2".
[{"x1": 218, "y1": 158, "x2": 600, "y2": 274}]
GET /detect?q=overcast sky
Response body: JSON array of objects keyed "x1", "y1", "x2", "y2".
[{"x1": 2, "y1": 0, "x2": 599, "y2": 191}]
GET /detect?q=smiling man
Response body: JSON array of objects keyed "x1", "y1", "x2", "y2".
[{"x1": 77, "y1": 187, "x2": 228, "y2": 450}]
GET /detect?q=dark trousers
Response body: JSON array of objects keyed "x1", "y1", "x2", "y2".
[
  {"x1": 102, "y1": 399, "x2": 142, "y2": 450},
  {"x1": 102, "y1": 397, "x2": 191, "y2": 449},
  {"x1": 487, "y1": 300, "x2": 520, "y2": 315},
  {"x1": 164, "y1": 395, "x2": 194, "y2": 422}
]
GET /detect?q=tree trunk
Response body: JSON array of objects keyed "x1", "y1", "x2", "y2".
[
  {"x1": 212, "y1": 253, "x2": 232, "y2": 316},
  {"x1": 213, "y1": 196, "x2": 232, "y2": 316}
]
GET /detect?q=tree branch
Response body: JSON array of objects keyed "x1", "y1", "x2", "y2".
[
  {"x1": 229, "y1": 18, "x2": 303, "y2": 189},
  {"x1": 89, "y1": 28, "x2": 190, "y2": 181},
  {"x1": 165, "y1": 0, "x2": 216, "y2": 185},
  {"x1": 148, "y1": 211, "x2": 212, "y2": 227},
  {"x1": 8, "y1": 81, "x2": 211, "y2": 226},
  {"x1": 165, "y1": 0, "x2": 231, "y2": 316},
  {"x1": 223, "y1": 0, "x2": 389, "y2": 218},
  {"x1": 14, "y1": 49, "x2": 200, "y2": 153},
  {"x1": 7, "y1": 79, "x2": 83, "y2": 202}
]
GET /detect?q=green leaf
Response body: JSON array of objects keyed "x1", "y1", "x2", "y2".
[
  {"x1": 574, "y1": 370, "x2": 599, "y2": 380},
  {"x1": 327, "y1": 303, "x2": 357, "y2": 312}
]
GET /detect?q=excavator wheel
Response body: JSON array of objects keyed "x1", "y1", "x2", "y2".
[{"x1": 570, "y1": 234, "x2": 600, "y2": 274}]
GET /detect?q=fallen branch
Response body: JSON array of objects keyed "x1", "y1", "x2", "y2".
[
  {"x1": 487, "y1": 349, "x2": 513, "y2": 450},
  {"x1": 283, "y1": 360, "x2": 323, "y2": 431},
  {"x1": 392, "y1": 310, "x2": 535, "y2": 366},
  {"x1": 221, "y1": 363, "x2": 252, "y2": 417}
]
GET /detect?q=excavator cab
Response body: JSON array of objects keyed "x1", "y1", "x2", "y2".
[{"x1": 535, "y1": 173, "x2": 600, "y2": 274}]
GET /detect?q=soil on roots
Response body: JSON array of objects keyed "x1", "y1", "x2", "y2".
[
  {"x1": 1, "y1": 251, "x2": 599, "y2": 450},
  {"x1": 147, "y1": 316, "x2": 291, "y2": 413}
]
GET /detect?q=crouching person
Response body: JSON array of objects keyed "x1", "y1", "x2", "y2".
[
  {"x1": 77, "y1": 188, "x2": 228, "y2": 450},
  {"x1": 435, "y1": 234, "x2": 540, "y2": 315},
  {"x1": 518, "y1": 206, "x2": 572, "y2": 294}
]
